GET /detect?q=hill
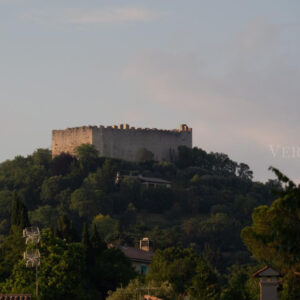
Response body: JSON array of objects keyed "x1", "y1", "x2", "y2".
[{"x1": 0, "y1": 145, "x2": 277, "y2": 273}]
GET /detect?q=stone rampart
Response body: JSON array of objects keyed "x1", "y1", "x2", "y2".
[
  {"x1": 52, "y1": 126, "x2": 93, "y2": 157},
  {"x1": 52, "y1": 124, "x2": 192, "y2": 161}
]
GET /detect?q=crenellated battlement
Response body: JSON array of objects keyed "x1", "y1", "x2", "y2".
[
  {"x1": 53, "y1": 124, "x2": 192, "y2": 134},
  {"x1": 52, "y1": 124, "x2": 192, "y2": 161}
]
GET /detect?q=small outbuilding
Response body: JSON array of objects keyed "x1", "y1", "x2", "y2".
[
  {"x1": 253, "y1": 266, "x2": 281, "y2": 300},
  {"x1": 120, "y1": 238, "x2": 154, "y2": 274},
  {"x1": 115, "y1": 172, "x2": 172, "y2": 188}
]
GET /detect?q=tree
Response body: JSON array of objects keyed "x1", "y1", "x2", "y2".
[
  {"x1": 281, "y1": 271, "x2": 300, "y2": 300},
  {"x1": 220, "y1": 266, "x2": 257, "y2": 300},
  {"x1": 237, "y1": 163, "x2": 253, "y2": 181},
  {"x1": 32, "y1": 148, "x2": 52, "y2": 169},
  {"x1": 75, "y1": 144, "x2": 99, "y2": 171},
  {"x1": 85, "y1": 160, "x2": 116, "y2": 194},
  {"x1": 107, "y1": 279, "x2": 174, "y2": 300},
  {"x1": 136, "y1": 148, "x2": 154, "y2": 162},
  {"x1": 90, "y1": 224, "x2": 107, "y2": 254},
  {"x1": 93, "y1": 247, "x2": 137, "y2": 296},
  {"x1": 81, "y1": 223, "x2": 93, "y2": 269},
  {"x1": 0, "y1": 229, "x2": 91, "y2": 300},
  {"x1": 10, "y1": 192, "x2": 30, "y2": 231},
  {"x1": 147, "y1": 247, "x2": 219, "y2": 298},
  {"x1": 55, "y1": 215, "x2": 77, "y2": 242},
  {"x1": 92, "y1": 214, "x2": 119, "y2": 242},
  {"x1": 52, "y1": 152, "x2": 77, "y2": 176},
  {"x1": 0, "y1": 228, "x2": 25, "y2": 281},
  {"x1": 190, "y1": 259, "x2": 220, "y2": 300},
  {"x1": 241, "y1": 168, "x2": 300, "y2": 297},
  {"x1": 29, "y1": 205, "x2": 58, "y2": 228},
  {"x1": 0, "y1": 190, "x2": 13, "y2": 221},
  {"x1": 176, "y1": 146, "x2": 194, "y2": 168},
  {"x1": 0, "y1": 194, "x2": 29, "y2": 281},
  {"x1": 82, "y1": 223, "x2": 91, "y2": 250},
  {"x1": 140, "y1": 186, "x2": 174, "y2": 213},
  {"x1": 70, "y1": 188, "x2": 104, "y2": 219},
  {"x1": 40, "y1": 176, "x2": 65, "y2": 204}
]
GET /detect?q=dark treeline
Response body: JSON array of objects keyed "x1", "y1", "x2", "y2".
[{"x1": 0, "y1": 145, "x2": 291, "y2": 299}]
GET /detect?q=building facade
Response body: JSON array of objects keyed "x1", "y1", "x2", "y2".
[{"x1": 52, "y1": 124, "x2": 192, "y2": 162}]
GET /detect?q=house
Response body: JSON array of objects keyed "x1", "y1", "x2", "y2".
[
  {"x1": 115, "y1": 172, "x2": 172, "y2": 188},
  {"x1": 253, "y1": 266, "x2": 281, "y2": 300},
  {"x1": 118, "y1": 238, "x2": 154, "y2": 274}
]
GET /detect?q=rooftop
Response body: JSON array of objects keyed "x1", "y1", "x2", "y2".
[{"x1": 119, "y1": 246, "x2": 154, "y2": 263}]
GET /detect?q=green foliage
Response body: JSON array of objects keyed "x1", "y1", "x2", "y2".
[
  {"x1": 281, "y1": 271, "x2": 300, "y2": 300},
  {"x1": 136, "y1": 148, "x2": 154, "y2": 162},
  {"x1": 10, "y1": 192, "x2": 30, "y2": 230},
  {"x1": 241, "y1": 172, "x2": 300, "y2": 271},
  {"x1": 94, "y1": 247, "x2": 137, "y2": 295},
  {"x1": 92, "y1": 213, "x2": 119, "y2": 242},
  {"x1": 241, "y1": 168, "x2": 300, "y2": 298},
  {"x1": 107, "y1": 279, "x2": 174, "y2": 300},
  {"x1": 147, "y1": 247, "x2": 220, "y2": 298},
  {"x1": 0, "y1": 144, "x2": 279, "y2": 298},
  {"x1": 52, "y1": 152, "x2": 77, "y2": 176},
  {"x1": 70, "y1": 187, "x2": 103, "y2": 218},
  {"x1": 191, "y1": 259, "x2": 220, "y2": 300},
  {"x1": 40, "y1": 176, "x2": 65, "y2": 204},
  {"x1": 29, "y1": 205, "x2": 58, "y2": 228},
  {"x1": 182, "y1": 213, "x2": 238, "y2": 252},
  {"x1": 75, "y1": 143, "x2": 99, "y2": 171},
  {"x1": 55, "y1": 215, "x2": 77, "y2": 242},
  {"x1": 220, "y1": 265, "x2": 258, "y2": 300},
  {"x1": 0, "y1": 229, "x2": 89, "y2": 300},
  {"x1": 90, "y1": 224, "x2": 107, "y2": 253},
  {"x1": 0, "y1": 227, "x2": 25, "y2": 281},
  {"x1": 32, "y1": 149, "x2": 52, "y2": 169},
  {"x1": 0, "y1": 190, "x2": 13, "y2": 220}
]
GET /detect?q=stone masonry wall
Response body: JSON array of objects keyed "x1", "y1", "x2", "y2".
[
  {"x1": 52, "y1": 124, "x2": 192, "y2": 161},
  {"x1": 52, "y1": 126, "x2": 93, "y2": 157}
]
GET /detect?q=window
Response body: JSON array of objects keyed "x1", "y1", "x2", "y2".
[{"x1": 141, "y1": 265, "x2": 147, "y2": 274}]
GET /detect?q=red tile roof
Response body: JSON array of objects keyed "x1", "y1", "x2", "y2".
[
  {"x1": 120, "y1": 246, "x2": 154, "y2": 263},
  {"x1": 253, "y1": 266, "x2": 281, "y2": 277},
  {"x1": 144, "y1": 295, "x2": 163, "y2": 300},
  {"x1": 0, "y1": 295, "x2": 32, "y2": 300}
]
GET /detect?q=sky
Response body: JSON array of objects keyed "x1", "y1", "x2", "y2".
[{"x1": 0, "y1": 0, "x2": 300, "y2": 182}]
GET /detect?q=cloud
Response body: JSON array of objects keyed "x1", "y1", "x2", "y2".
[
  {"x1": 61, "y1": 7, "x2": 159, "y2": 24},
  {"x1": 21, "y1": 7, "x2": 160, "y2": 25},
  {"x1": 122, "y1": 18, "x2": 300, "y2": 181}
]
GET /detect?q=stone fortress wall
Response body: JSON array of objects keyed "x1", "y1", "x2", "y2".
[{"x1": 52, "y1": 124, "x2": 192, "y2": 161}]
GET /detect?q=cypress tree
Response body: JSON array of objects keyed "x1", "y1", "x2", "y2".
[
  {"x1": 90, "y1": 224, "x2": 107, "y2": 254},
  {"x1": 10, "y1": 191, "x2": 30, "y2": 231},
  {"x1": 81, "y1": 223, "x2": 91, "y2": 250},
  {"x1": 10, "y1": 191, "x2": 19, "y2": 228},
  {"x1": 19, "y1": 205, "x2": 30, "y2": 230},
  {"x1": 82, "y1": 223, "x2": 94, "y2": 268},
  {"x1": 56, "y1": 215, "x2": 77, "y2": 242}
]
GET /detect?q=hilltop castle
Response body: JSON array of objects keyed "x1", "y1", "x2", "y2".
[{"x1": 52, "y1": 124, "x2": 192, "y2": 161}]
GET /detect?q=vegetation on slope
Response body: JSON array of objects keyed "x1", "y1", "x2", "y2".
[{"x1": 1, "y1": 144, "x2": 296, "y2": 299}]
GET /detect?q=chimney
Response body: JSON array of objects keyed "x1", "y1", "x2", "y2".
[{"x1": 140, "y1": 237, "x2": 154, "y2": 252}]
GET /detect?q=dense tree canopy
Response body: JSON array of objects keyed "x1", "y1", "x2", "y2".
[
  {"x1": 241, "y1": 168, "x2": 300, "y2": 298},
  {"x1": 0, "y1": 144, "x2": 280, "y2": 298}
]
